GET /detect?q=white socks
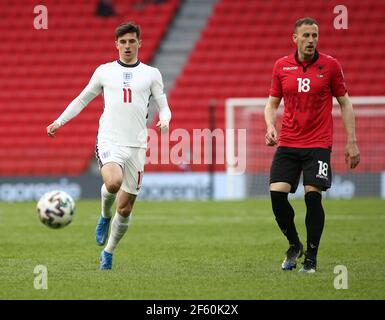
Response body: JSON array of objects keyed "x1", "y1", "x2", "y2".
[
  {"x1": 101, "y1": 184, "x2": 132, "y2": 255},
  {"x1": 101, "y1": 184, "x2": 116, "y2": 219},
  {"x1": 104, "y1": 213, "x2": 131, "y2": 254}
]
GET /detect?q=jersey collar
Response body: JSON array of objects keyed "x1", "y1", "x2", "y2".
[
  {"x1": 294, "y1": 50, "x2": 319, "y2": 72},
  {"x1": 117, "y1": 60, "x2": 140, "y2": 68}
]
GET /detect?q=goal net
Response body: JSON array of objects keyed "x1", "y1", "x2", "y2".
[{"x1": 225, "y1": 96, "x2": 385, "y2": 199}]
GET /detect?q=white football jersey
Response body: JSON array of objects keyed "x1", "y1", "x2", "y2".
[{"x1": 55, "y1": 60, "x2": 171, "y2": 148}]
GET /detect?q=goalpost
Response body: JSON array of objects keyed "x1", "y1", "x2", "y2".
[{"x1": 225, "y1": 96, "x2": 385, "y2": 199}]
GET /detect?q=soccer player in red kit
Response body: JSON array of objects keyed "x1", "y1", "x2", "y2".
[{"x1": 264, "y1": 17, "x2": 360, "y2": 273}]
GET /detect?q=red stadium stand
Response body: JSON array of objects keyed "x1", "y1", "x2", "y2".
[
  {"x1": 168, "y1": 0, "x2": 385, "y2": 173},
  {"x1": 1, "y1": 0, "x2": 384, "y2": 176},
  {"x1": 0, "y1": 0, "x2": 179, "y2": 176}
]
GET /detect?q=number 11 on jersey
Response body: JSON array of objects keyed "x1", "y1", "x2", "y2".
[{"x1": 123, "y1": 88, "x2": 132, "y2": 103}]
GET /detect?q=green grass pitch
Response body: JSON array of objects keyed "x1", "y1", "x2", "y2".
[{"x1": 0, "y1": 198, "x2": 384, "y2": 300}]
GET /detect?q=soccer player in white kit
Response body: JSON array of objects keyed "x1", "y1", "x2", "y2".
[{"x1": 46, "y1": 22, "x2": 171, "y2": 269}]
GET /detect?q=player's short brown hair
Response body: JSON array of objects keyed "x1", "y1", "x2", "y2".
[
  {"x1": 115, "y1": 22, "x2": 141, "y2": 40},
  {"x1": 294, "y1": 17, "x2": 318, "y2": 33}
]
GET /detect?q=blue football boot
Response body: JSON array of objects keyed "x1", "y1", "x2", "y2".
[
  {"x1": 99, "y1": 250, "x2": 113, "y2": 270},
  {"x1": 95, "y1": 215, "x2": 111, "y2": 246}
]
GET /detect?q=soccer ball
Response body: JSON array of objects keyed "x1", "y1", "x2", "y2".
[{"x1": 36, "y1": 190, "x2": 76, "y2": 229}]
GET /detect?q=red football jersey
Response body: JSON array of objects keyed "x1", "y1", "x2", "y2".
[{"x1": 269, "y1": 50, "x2": 347, "y2": 149}]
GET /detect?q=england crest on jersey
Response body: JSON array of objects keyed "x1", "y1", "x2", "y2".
[{"x1": 123, "y1": 72, "x2": 132, "y2": 86}]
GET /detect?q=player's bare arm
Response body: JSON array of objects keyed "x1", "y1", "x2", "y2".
[
  {"x1": 264, "y1": 96, "x2": 281, "y2": 146},
  {"x1": 337, "y1": 93, "x2": 360, "y2": 169}
]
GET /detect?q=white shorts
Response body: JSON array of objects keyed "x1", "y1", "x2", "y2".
[{"x1": 95, "y1": 142, "x2": 146, "y2": 195}]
